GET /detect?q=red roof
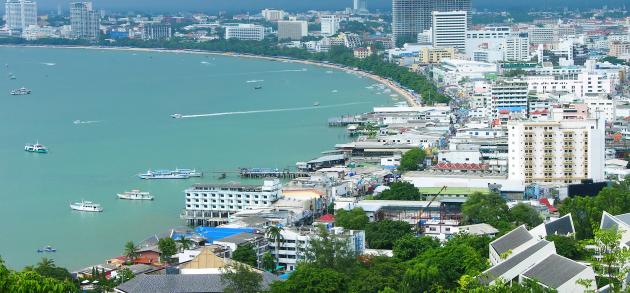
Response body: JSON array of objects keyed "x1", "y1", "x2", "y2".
[
  {"x1": 539, "y1": 198, "x2": 558, "y2": 213},
  {"x1": 499, "y1": 109, "x2": 510, "y2": 114},
  {"x1": 433, "y1": 163, "x2": 489, "y2": 170},
  {"x1": 318, "y1": 214, "x2": 335, "y2": 222}
]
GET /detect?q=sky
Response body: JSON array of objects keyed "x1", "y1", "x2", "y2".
[{"x1": 25, "y1": 0, "x2": 629, "y2": 13}]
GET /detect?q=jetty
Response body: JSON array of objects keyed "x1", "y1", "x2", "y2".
[
  {"x1": 239, "y1": 168, "x2": 309, "y2": 179},
  {"x1": 328, "y1": 115, "x2": 365, "y2": 127}
]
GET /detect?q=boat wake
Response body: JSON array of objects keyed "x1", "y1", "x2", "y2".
[
  {"x1": 200, "y1": 61, "x2": 212, "y2": 65},
  {"x1": 73, "y1": 120, "x2": 100, "y2": 125},
  {"x1": 41, "y1": 62, "x2": 56, "y2": 66},
  {"x1": 246, "y1": 79, "x2": 264, "y2": 83},
  {"x1": 177, "y1": 102, "x2": 368, "y2": 119}
]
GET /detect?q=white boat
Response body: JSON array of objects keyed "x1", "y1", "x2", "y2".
[
  {"x1": 171, "y1": 114, "x2": 182, "y2": 119},
  {"x1": 138, "y1": 170, "x2": 190, "y2": 179},
  {"x1": 174, "y1": 168, "x2": 203, "y2": 177},
  {"x1": 70, "y1": 201, "x2": 103, "y2": 212},
  {"x1": 313, "y1": 102, "x2": 320, "y2": 106},
  {"x1": 117, "y1": 189, "x2": 153, "y2": 200}
]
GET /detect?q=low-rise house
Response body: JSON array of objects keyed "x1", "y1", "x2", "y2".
[
  {"x1": 529, "y1": 214, "x2": 575, "y2": 240},
  {"x1": 481, "y1": 240, "x2": 556, "y2": 285},
  {"x1": 519, "y1": 254, "x2": 597, "y2": 292},
  {"x1": 489, "y1": 225, "x2": 537, "y2": 265}
]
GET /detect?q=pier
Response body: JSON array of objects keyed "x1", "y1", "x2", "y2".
[
  {"x1": 239, "y1": 168, "x2": 309, "y2": 179},
  {"x1": 328, "y1": 115, "x2": 365, "y2": 127}
]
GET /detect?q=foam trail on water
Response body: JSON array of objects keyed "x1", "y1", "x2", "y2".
[{"x1": 179, "y1": 102, "x2": 367, "y2": 119}]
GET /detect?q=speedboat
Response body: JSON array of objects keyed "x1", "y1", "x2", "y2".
[
  {"x1": 313, "y1": 102, "x2": 320, "y2": 106},
  {"x1": 117, "y1": 189, "x2": 154, "y2": 200},
  {"x1": 70, "y1": 201, "x2": 103, "y2": 212},
  {"x1": 24, "y1": 142, "x2": 48, "y2": 153},
  {"x1": 171, "y1": 114, "x2": 182, "y2": 119},
  {"x1": 254, "y1": 86, "x2": 262, "y2": 90}
]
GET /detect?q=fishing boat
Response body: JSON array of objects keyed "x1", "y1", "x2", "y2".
[
  {"x1": 24, "y1": 142, "x2": 48, "y2": 153},
  {"x1": 117, "y1": 189, "x2": 153, "y2": 200},
  {"x1": 10, "y1": 87, "x2": 31, "y2": 95},
  {"x1": 138, "y1": 170, "x2": 190, "y2": 179},
  {"x1": 171, "y1": 114, "x2": 183, "y2": 119},
  {"x1": 70, "y1": 201, "x2": 103, "y2": 212}
]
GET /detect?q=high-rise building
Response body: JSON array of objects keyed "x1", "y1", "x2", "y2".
[
  {"x1": 353, "y1": 0, "x2": 368, "y2": 14},
  {"x1": 320, "y1": 15, "x2": 339, "y2": 37},
  {"x1": 508, "y1": 117, "x2": 605, "y2": 186},
  {"x1": 502, "y1": 33, "x2": 530, "y2": 61},
  {"x1": 491, "y1": 79, "x2": 529, "y2": 117},
  {"x1": 4, "y1": 0, "x2": 37, "y2": 31},
  {"x1": 277, "y1": 20, "x2": 308, "y2": 41},
  {"x1": 432, "y1": 11, "x2": 467, "y2": 52},
  {"x1": 142, "y1": 23, "x2": 171, "y2": 40},
  {"x1": 261, "y1": 9, "x2": 286, "y2": 21},
  {"x1": 70, "y1": 2, "x2": 100, "y2": 40},
  {"x1": 392, "y1": 0, "x2": 472, "y2": 44},
  {"x1": 225, "y1": 23, "x2": 265, "y2": 41}
]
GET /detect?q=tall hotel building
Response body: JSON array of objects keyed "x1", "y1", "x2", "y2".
[
  {"x1": 4, "y1": 0, "x2": 37, "y2": 31},
  {"x1": 225, "y1": 23, "x2": 265, "y2": 41},
  {"x1": 508, "y1": 117, "x2": 605, "y2": 186},
  {"x1": 70, "y1": 2, "x2": 100, "y2": 40},
  {"x1": 392, "y1": 0, "x2": 471, "y2": 43},
  {"x1": 432, "y1": 11, "x2": 467, "y2": 52}
]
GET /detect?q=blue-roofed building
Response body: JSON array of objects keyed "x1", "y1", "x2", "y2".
[{"x1": 194, "y1": 227, "x2": 256, "y2": 242}]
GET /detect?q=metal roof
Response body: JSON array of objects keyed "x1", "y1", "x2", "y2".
[
  {"x1": 522, "y1": 254, "x2": 587, "y2": 289},
  {"x1": 490, "y1": 225, "x2": 533, "y2": 255},
  {"x1": 480, "y1": 240, "x2": 551, "y2": 285},
  {"x1": 545, "y1": 214, "x2": 574, "y2": 236}
]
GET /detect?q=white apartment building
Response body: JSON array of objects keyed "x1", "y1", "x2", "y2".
[
  {"x1": 4, "y1": 0, "x2": 37, "y2": 32},
  {"x1": 277, "y1": 20, "x2": 307, "y2": 41},
  {"x1": 432, "y1": 58, "x2": 497, "y2": 86},
  {"x1": 225, "y1": 23, "x2": 265, "y2": 41},
  {"x1": 142, "y1": 23, "x2": 171, "y2": 40},
  {"x1": 465, "y1": 26, "x2": 511, "y2": 59},
  {"x1": 261, "y1": 9, "x2": 286, "y2": 21},
  {"x1": 507, "y1": 118, "x2": 605, "y2": 186},
  {"x1": 21, "y1": 24, "x2": 53, "y2": 40},
  {"x1": 529, "y1": 26, "x2": 555, "y2": 45},
  {"x1": 503, "y1": 34, "x2": 530, "y2": 61},
  {"x1": 432, "y1": 11, "x2": 467, "y2": 52},
  {"x1": 320, "y1": 15, "x2": 339, "y2": 37},
  {"x1": 270, "y1": 227, "x2": 365, "y2": 271},
  {"x1": 584, "y1": 99, "x2": 615, "y2": 123},
  {"x1": 525, "y1": 71, "x2": 613, "y2": 98},
  {"x1": 491, "y1": 79, "x2": 529, "y2": 117},
  {"x1": 70, "y1": 2, "x2": 99, "y2": 40},
  {"x1": 181, "y1": 180, "x2": 282, "y2": 226}
]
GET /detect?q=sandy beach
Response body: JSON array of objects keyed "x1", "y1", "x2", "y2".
[{"x1": 0, "y1": 44, "x2": 420, "y2": 107}]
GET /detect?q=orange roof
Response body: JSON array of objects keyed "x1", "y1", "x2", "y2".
[{"x1": 318, "y1": 214, "x2": 335, "y2": 222}]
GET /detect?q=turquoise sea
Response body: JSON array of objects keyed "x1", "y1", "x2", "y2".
[{"x1": 0, "y1": 47, "x2": 392, "y2": 270}]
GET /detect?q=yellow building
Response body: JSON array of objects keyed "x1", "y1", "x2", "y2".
[
  {"x1": 353, "y1": 47, "x2": 373, "y2": 59},
  {"x1": 420, "y1": 47, "x2": 455, "y2": 64}
]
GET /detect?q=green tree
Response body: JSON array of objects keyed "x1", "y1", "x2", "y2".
[
  {"x1": 365, "y1": 220, "x2": 412, "y2": 249},
  {"x1": 349, "y1": 256, "x2": 405, "y2": 292},
  {"x1": 399, "y1": 148, "x2": 426, "y2": 172},
  {"x1": 220, "y1": 262, "x2": 263, "y2": 293},
  {"x1": 335, "y1": 207, "x2": 369, "y2": 230},
  {"x1": 446, "y1": 233, "x2": 493, "y2": 258},
  {"x1": 545, "y1": 235, "x2": 588, "y2": 260},
  {"x1": 418, "y1": 243, "x2": 488, "y2": 288},
  {"x1": 261, "y1": 252, "x2": 276, "y2": 272},
  {"x1": 509, "y1": 203, "x2": 543, "y2": 228},
  {"x1": 232, "y1": 243, "x2": 258, "y2": 267},
  {"x1": 393, "y1": 235, "x2": 440, "y2": 261},
  {"x1": 117, "y1": 268, "x2": 134, "y2": 283},
  {"x1": 124, "y1": 241, "x2": 139, "y2": 262},
  {"x1": 270, "y1": 264, "x2": 348, "y2": 293},
  {"x1": 400, "y1": 262, "x2": 439, "y2": 293},
  {"x1": 265, "y1": 225, "x2": 284, "y2": 269},
  {"x1": 375, "y1": 182, "x2": 422, "y2": 201},
  {"x1": 462, "y1": 192, "x2": 511, "y2": 231},
  {"x1": 157, "y1": 238, "x2": 178, "y2": 264},
  {"x1": 28, "y1": 258, "x2": 73, "y2": 282},
  {"x1": 0, "y1": 256, "x2": 76, "y2": 293},
  {"x1": 305, "y1": 225, "x2": 358, "y2": 273},
  {"x1": 592, "y1": 228, "x2": 630, "y2": 292},
  {"x1": 176, "y1": 236, "x2": 193, "y2": 252}
]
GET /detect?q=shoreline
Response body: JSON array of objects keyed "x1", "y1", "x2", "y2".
[{"x1": 0, "y1": 44, "x2": 420, "y2": 107}]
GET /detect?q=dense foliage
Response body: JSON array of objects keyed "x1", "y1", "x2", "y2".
[
  {"x1": 232, "y1": 244, "x2": 258, "y2": 267},
  {"x1": 559, "y1": 178, "x2": 630, "y2": 240},
  {"x1": 365, "y1": 220, "x2": 412, "y2": 249},
  {"x1": 0, "y1": 256, "x2": 77, "y2": 292},
  {"x1": 0, "y1": 37, "x2": 448, "y2": 104},
  {"x1": 392, "y1": 235, "x2": 440, "y2": 261},
  {"x1": 335, "y1": 207, "x2": 369, "y2": 230},
  {"x1": 157, "y1": 237, "x2": 178, "y2": 263},
  {"x1": 399, "y1": 148, "x2": 426, "y2": 172},
  {"x1": 462, "y1": 192, "x2": 547, "y2": 233},
  {"x1": 374, "y1": 181, "x2": 422, "y2": 201},
  {"x1": 220, "y1": 262, "x2": 263, "y2": 293}
]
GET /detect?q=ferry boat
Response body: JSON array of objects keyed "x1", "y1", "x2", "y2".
[
  {"x1": 117, "y1": 189, "x2": 153, "y2": 200},
  {"x1": 70, "y1": 201, "x2": 103, "y2": 212},
  {"x1": 171, "y1": 114, "x2": 183, "y2": 119},
  {"x1": 24, "y1": 142, "x2": 48, "y2": 153},
  {"x1": 138, "y1": 170, "x2": 190, "y2": 179},
  {"x1": 174, "y1": 168, "x2": 203, "y2": 177},
  {"x1": 10, "y1": 87, "x2": 31, "y2": 95}
]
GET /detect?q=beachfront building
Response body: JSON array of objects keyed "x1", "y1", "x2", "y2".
[
  {"x1": 420, "y1": 47, "x2": 455, "y2": 64},
  {"x1": 4, "y1": 0, "x2": 37, "y2": 33},
  {"x1": 392, "y1": 0, "x2": 471, "y2": 43},
  {"x1": 70, "y1": 2, "x2": 100, "y2": 40},
  {"x1": 320, "y1": 15, "x2": 339, "y2": 37},
  {"x1": 432, "y1": 11, "x2": 467, "y2": 52},
  {"x1": 224, "y1": 23, "x2": 265, "y2": 41},
  {"x1": 507, "y1": 117, "x2": 606, "y2": 186},
  {"x1": 141, "y1": 23, "x2": 171, "y2": 40},
  {"x1": 181, "y1": 180, "x2": 282, "y2": 226},
  {"x1": 277, "y1": 20, "x2": 307, "y2": 41}
]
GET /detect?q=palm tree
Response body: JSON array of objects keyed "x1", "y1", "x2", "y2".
[
  {"x1": 37, "y1": 257, "x2": 55, "y2": 269},
  {"x1": 265, "y1": 225, "x2": 284, "y2": 270},
  {"x1": 124, "y1": 241, "x2": 139, "y2": 262},
  {"x1": 176, "y1": 236, "x2": 193, "y2": 252}
]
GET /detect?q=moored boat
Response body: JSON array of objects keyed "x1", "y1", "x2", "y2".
[
  {"x1": 70, "y1": 201, "x2": 103, "y2": 212},
  {"x1": 117, "y1": 189, "x2": 153, "y2": 200},
  {"x1": 174, "y1": 168, "x2": 203, "y2": 177},
  {"x1": 138, "y1": 170, "x2": 190, "y2": 179},
  {"x1": 24, "y1": 142, "x2": 48, "y2": 153},
  {"x1": 10, "y1": 87, "x2": 31, "y2": 95}
]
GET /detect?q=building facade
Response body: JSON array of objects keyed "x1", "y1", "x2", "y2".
[
  {"x1": 70, "y1": 2, "x2": 99, "y2": 40},
  {"x1": 420, "y1": 47, "x2": 455, "y2": 63},
  {"x1": 353, "y1": 0, "x2": 368, "y2": 13},
  {"x1": 277, "y1": 20, "x2": 307, "y2": 41},
  {"x1": 508, "y1": 118, "x2": 606, "y2": 185},
  {"x1": 491, "y1": 79, "x2": 529, "y2": 117},
  {"x1": 4, "y1": 0, "x2": 37, "y2": 32},
  {"x1": 392, "y1": 0, "x2": 471, "y2": 44},
  {"x1": 432, "y1": 11, "x2": 467, "y2": 52},
  {"x1": 261, "y1": 9, "x2": 285, "y2": 21},
  {"x1": 142, "y1": 23, "x2": 171, "y2": 40},
  {"x1": 225, "y1": 23, "x2": 265, "y2": 41},
  {"x1": 503, "y1": 34, "x2": 530, "y2": 61},
  {"x1": 320, "y1": 15, "x2": 339, "y2": 37}
]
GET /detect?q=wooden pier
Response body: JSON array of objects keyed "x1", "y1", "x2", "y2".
[
  {"x1": 239, "y1": 168, "x2": 309, "y2": 179},
  {"x1": 328, "y1": 115, "x2": 365, "y2": 127}
]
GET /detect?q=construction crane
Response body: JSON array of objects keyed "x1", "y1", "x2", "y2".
[{"x1": 418, "y1": 186, "x2": 447, "y2": 234}]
